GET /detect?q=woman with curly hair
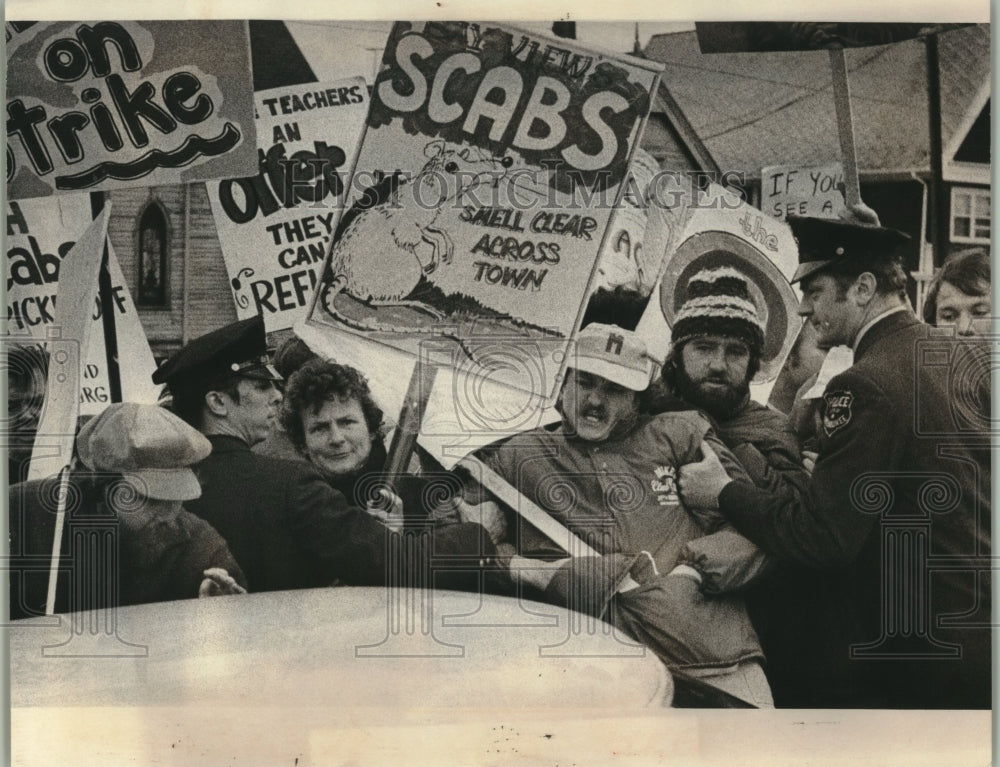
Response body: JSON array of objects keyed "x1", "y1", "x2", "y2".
[
  {"x1": 279, "y1": 359, "x2": 389, "y2": 504},
  {"x1": 280, "y1": 358, "x2": 508, "y2": 593}
]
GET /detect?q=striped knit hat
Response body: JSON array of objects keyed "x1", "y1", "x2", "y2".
[{"x1": 671, "y1": 267, "x2": 765, "y2": 354}]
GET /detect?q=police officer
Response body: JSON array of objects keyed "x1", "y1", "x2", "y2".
[{"x1": 678, "y1": 206, "x2": 991, "y2": 708}]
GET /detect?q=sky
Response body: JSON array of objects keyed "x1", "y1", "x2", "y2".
[
  {"x1": 521, "y1": 21, "x2": 696, "y2": 51},
  {"x1": 286, "y1": 21, "x2": 695, "y2": 84}
]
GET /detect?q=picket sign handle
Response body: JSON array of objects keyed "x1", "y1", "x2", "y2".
[
  {"x1": 828, "y1": 46, "x2": 862, "y2": 207},
  {"x1": 384, "y1": 361, "x2": 438, "y2": 478},
  {"x1": 91, "y1": 193, "x2": 123, "y2": 403},
  {"x1": 458, "y1": 456, "x2": 641, "y2": 592},
  {"x1": 44, "y1": 465, "x2": 71, "y2": 616},
  {"x1": 457, "y1": 456, "x2": 601, "y2": 557}
]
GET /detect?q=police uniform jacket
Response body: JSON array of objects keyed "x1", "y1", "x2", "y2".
[{"x1": 718, "y1": 310, "x2": 991, "y2": 708}]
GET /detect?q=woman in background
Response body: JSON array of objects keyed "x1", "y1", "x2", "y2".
[{"x1": 923, "y1": 248, "x2": 991, "y2": 336}]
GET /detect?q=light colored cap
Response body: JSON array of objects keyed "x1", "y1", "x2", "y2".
[
  {"x1": 572, "y1": 323, "x2": 655, "y2": 392},
  {"x1": 76, "y1": 403, "x2": 212, "y2": 502}
]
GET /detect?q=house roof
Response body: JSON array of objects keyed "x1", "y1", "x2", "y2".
[
  {"x1": 644, "y1": 24, "x2": 990, "y2": 178},
  {"x1": 938, "y1": 24, "x2": 992, "y2": 161},
  {"x1": 647, "y1": 85, "x2": 721, "y2": 174}
]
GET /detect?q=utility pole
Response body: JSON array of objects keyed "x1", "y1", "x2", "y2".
[{"x1": 925, "y1": 35, "x2": 946, "y2": 269}]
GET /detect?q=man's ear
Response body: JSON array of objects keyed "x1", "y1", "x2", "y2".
[
  {"x1": 204, "y1": 390, "x2": 230, "y2": 417},
  {"x1": 853, "y1": 272, "x2": 878, "y2": 305},
  {"x1": 628, "y1": 389, "x2": 642, "y2": 413}
]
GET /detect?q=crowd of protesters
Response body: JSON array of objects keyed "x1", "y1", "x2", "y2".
[{"x1": 7, "y1": 204, "x2": 991, "y2": 709}]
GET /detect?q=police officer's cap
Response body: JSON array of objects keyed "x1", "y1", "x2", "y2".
[
  {"x1": 151, "y1": 315, "x2": 282, "y2": 387},
  {"x1": 788, "y1": 204, "x2": 910, "y2": 284}
]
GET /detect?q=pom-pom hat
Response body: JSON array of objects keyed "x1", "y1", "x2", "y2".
[{"x1": 671, "y1": 267, "x2": 766, "y2": 354}]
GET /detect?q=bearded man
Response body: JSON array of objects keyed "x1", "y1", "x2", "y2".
[{"x1": 648, "y1": 266, "x2": 808, "y2": 496}]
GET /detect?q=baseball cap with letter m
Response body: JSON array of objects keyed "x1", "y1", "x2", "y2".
[{"x1": 571, "y1": 323, "x2": 655, "y2": 392}]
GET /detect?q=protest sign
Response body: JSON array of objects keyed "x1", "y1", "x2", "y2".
[
  {"x1": 5, "y1": 196, "x2": 161, "y2": 415},
  {"x1": 208, "y1": 78, "x2": 369, "y2": 332},
  {"x1": 762, "y1": 163, "x2": 846, "y2": 220},
  {"x1": 6, "y1": 20, "x2": 257, "y2": 199},
  {"x1": 635, "y1": 183, "x2": 800, "y2": 400},
  {"x1": 304, "y1": 21, "x2": 662, "y2": 399},
  {"x1": 26, "y1": 206, "x2": 109, "y2": 481},
  {"x1": 592, "y1": 147, "x2": 661, "y2": 293},
  {"x1": 5, "y1": 20, "x2": 44, "y2": 59}
]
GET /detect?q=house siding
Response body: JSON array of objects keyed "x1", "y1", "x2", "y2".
[{"x1": 107, "y1": 183, "x2": 236, "y2": 360}]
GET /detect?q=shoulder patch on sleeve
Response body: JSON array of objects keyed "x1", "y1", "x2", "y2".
[{"x1": 822, "y1": 389, "x2": 854, "y2": 437}]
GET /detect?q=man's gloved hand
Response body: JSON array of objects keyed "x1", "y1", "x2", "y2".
[
  {"x1": 502, "y1": 546, "x2": 570, "y2": 591},
  {"x1": 454, "y1": 498, "x2": 507, "y2": 544},
  {"x1": 199, "y1": 568, "x2": 247, "y2": 597},
  {"x1": 678, "y1": 442, "x2": 732, "y2": 511},
  {"x1": 667, "y1": 564, "x2": 703, "y2": 585}
]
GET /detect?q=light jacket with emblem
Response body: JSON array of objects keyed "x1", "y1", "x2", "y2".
[
  {"x1": 480, "y1": 410, "x2": 769, "y2": 670},
  {"x1": 717, "y1": 310, "x2": 991, "y2": 708}
]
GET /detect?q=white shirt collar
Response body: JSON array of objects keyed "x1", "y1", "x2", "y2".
[{"x1": 852, "y1": 305, "x2": 910, "y2": 358}]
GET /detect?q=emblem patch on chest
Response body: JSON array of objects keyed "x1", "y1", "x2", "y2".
[
  {"x1": 822, "y1": 389, "x2": 854, "y2": 437},
  {"x1": 651, "y1": 465, "x2": 679, "y2": 505}
]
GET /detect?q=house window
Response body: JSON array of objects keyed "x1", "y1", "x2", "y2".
[
  {"x1": 950, "y1": 187, "x2": 990, "y2": 244},
  {"x1": 137, "y1": 202, "x2": 168, "y2": 307}
]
